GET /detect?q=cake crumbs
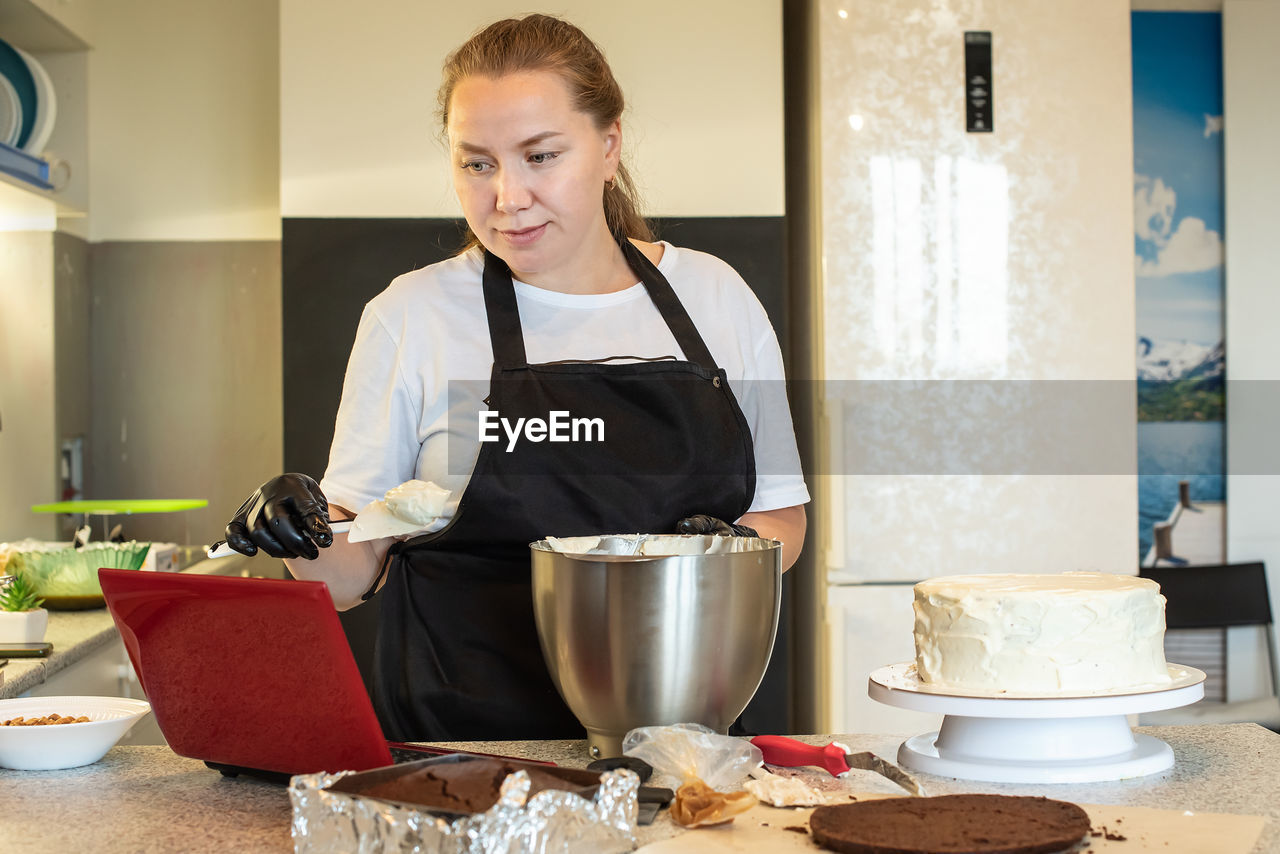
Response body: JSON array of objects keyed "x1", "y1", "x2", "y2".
[
  {"x1": 784, "y1": 825, "x2": 808, "y2": 834},
  {"x1": 1089, "y1": 825, "x2": 1127, "y2": 842}
]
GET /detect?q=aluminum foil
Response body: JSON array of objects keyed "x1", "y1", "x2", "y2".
[
  {"x1": 541, "y1": 534, "x2": 769, "y2": 557},
  {"x1": 290, "y1": 766, "x2": 639, "y2": 854}
]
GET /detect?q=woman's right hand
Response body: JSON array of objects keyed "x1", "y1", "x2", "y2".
[{"x1": 224, "y1": 473, "x2": 334, "y2": 559}]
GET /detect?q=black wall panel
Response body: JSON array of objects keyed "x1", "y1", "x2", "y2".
[
  {"x1": 282, "y1": 215, "x2": 793, "y2": 735},
  {"x1": 282, "y1": 218, "x2": 469, "y2": 480}
]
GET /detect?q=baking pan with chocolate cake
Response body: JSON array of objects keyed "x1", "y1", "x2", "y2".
[{"x1": 330, "y1": 755, "x2": 604, "y2": 816}]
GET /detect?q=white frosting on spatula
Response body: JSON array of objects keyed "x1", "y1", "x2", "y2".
[
  {"x1": 384, "y1": 479, "x2": 450, "y2": 525},
  {"x1": 346, "y1": 480, "x2": 450, "y2": 544}
]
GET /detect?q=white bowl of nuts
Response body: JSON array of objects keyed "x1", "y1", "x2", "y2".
[{"x1": 0, "y1": 696, "x2": 151, "y2": 770}]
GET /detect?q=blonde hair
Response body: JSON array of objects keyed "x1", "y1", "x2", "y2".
[{"x1": 439, "y1": 14, "x2": 652, "y2": 248}]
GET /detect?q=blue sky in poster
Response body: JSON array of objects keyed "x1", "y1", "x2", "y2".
[{"x1": 1132, "y1": 12, "x2": 1224, "y2": 347}]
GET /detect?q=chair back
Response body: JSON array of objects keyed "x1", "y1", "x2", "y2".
[
  {"x1": 1140, "y1": 562, "x2": 1272, "y2": 630},
  {"x1": 1141, "y1": 562, "x2": 1277, "y2": 700}
]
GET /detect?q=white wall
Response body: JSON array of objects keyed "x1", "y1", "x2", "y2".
[
  {"x1": 71, "y1": 1, "x2": 284, "y2": 550},
  {"x1": 280, "y1": 0, "x2": 785, "y2": 218},
  {"x1": 37, "y1": 50, "x2": 89, "y2": 238},
  {"x1": 1223, "y1": 0, "x2": 1280, "y2": 691},
  {"x1": 87, "y1": 0, "x2": 280, "y2": 241},
  {"x1": 817, "y1": 0, "x2": 1138, "y2": 731},
  {"x1": 0, "y1": 232, "x2": 56, "y2": 541}
]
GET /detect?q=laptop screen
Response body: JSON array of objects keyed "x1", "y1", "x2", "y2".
[{"x1": 99, "y1": 568, "x2": 394, "y2": 775}]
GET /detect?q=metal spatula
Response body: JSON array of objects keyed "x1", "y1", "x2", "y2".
[{"x1": 751, "y1": 735, "x2": 925, "y2": 796}]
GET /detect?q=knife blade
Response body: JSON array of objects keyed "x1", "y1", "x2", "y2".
[{"x1": 750, "y1": 735, "x2": 924, "y2": 796}]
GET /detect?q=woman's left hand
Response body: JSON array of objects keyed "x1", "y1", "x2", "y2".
[{"x1": 675, "y1": 514, "x2": 758, "y2": 537}]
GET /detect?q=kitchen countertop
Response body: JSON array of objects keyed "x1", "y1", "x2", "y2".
[
  {"x1": 0, "y1": 724, "x2": 1275, "y2": 853},
  {"x1": 0, "y1": 608, "x2": 118, "y2": 698}
]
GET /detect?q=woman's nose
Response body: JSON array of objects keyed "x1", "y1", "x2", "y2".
[{"x1": 495, "y1": 170, "x2": 532, "y2": 213}]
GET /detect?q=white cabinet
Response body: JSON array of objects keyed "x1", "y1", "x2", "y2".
[{"x1": 0, "y1": 0, "x2": 89, "y2": 221}]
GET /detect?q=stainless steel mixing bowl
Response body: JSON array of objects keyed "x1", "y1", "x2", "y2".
[{"x1": 530, "y1": 535, "x2": 782, "y2": 758}]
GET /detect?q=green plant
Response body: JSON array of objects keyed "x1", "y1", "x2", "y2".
[{"x1": 0, "y1": 572, "x2": 45, "y2": 612}]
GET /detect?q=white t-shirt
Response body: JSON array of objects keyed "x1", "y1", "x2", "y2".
[{"x1": 319, "y1": 241, "x2": 810, "y2": 529}]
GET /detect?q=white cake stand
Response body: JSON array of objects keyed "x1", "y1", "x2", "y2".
[{"x1": 868, "y1": 662, "x2": 1205, "y2": 784}]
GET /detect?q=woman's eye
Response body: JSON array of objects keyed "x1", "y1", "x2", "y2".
[
  {"x1": 529, "y1": 152, "x2": 559, "y2": 165},
  {"x1": 461, "y1": 161, "x2": 490, "y2": 174}
]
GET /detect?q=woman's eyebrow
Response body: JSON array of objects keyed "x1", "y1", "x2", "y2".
[{"x1": 455, "y1": 131, "x2": 564, "y2": 154}]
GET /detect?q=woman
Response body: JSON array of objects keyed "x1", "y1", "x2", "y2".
[{"x1": 225, "y1": 14, "x2": 809, "y2": 741}]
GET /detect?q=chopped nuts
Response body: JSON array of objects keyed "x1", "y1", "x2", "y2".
[{"x1": 2, "y1": 713, "x2": 92, "y2": 726}]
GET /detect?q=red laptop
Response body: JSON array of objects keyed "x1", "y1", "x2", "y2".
[{"x1": 99, "y1": 567, "x2": 435, "y2": 780}]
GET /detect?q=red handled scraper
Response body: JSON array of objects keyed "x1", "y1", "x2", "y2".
[{"x1": 751, "y1": 735, "x2": 924, "y2": 796}]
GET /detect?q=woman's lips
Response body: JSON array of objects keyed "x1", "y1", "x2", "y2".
[{"x1": 498, "y1": 223, "x2": 547, "y2": 247}]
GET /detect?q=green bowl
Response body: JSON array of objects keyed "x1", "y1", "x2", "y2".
[{"x1": 8, "y1": 542, "x2": 151, "y2": 610}]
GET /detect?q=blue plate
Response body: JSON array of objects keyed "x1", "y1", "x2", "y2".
[
  {"x1": 0, "y1": 38, "x2": 37, "y2": 150},
  {"x1": 0, "y1": 73, "x2": 20, "y2": 146}
]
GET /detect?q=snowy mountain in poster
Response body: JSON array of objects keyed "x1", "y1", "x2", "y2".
[
  {"x1": 1136, "y1": 337, "x2": 1224, "y2": 422},
  {"x1": 1136, "y1": 337, "x2": 1224, "y2": 382}
]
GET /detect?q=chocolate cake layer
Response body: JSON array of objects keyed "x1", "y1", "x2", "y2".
[
  {"x1": 809, "y1": 794, "x2": 1090, "y2": 854},
  {"x1": 358, "y1": 758, "x2": 589, "y2": 814}
]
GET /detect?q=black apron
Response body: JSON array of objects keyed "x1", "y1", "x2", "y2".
[{"x1": 369, "y1": 239, "x2": 756, "y2": 741}]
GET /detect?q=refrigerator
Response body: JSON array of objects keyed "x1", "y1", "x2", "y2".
[{"x1": 805, "y1": 0, "x2": 1141, "y2": 734}]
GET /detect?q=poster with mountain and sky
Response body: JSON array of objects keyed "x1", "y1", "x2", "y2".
[{"x1": 1132, "y1": 11, "x2": 1225, "y2": 561}]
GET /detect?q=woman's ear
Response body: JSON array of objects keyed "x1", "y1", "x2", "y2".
[{"x1": 602, "y1": 119, "x2": 622, "y2": 171}]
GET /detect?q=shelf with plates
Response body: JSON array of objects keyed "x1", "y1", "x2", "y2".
[{"x1": 0, "y1": 0, "x2": 89, "y2": 223}]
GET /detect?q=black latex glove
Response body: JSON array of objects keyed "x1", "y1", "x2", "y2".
[
  {"x1": 224, "y1": 473, "x2": 333, "y2": 560},
  {"x1": 675, "y1": 514, "x2": 758, "y2": 538}
]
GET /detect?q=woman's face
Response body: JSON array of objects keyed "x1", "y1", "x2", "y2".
[{"x1": 447, "y1": 70, "x2": 620, "y2": 279}]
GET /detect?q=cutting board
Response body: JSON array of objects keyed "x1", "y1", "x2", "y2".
[{"x1": 637, "y1": 799, "x2": 1266, "y2": 853}]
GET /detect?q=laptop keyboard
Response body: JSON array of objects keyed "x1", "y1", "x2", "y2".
[{"x1": 389, "y1": 745, "x2": 451, "y2": 764}]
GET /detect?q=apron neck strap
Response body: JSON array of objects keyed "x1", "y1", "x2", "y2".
[
  {"x1": 481, "y1": 238, "x2": 720, "y2": 372},
  {"x1": 618, "y1": 238, "x2": 718, "y2": 372},
  {"x1": 482, "y1": 249, "x2": 529, "y2": 368}
]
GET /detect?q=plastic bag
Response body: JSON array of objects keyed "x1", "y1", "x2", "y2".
[{"x1": 622, "y1": 723, "x2": 762, "y2": 791}]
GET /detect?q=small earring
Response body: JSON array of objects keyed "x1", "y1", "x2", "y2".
[{"x1": 605, "y1": 176, "x2": 617, "y2": 191}]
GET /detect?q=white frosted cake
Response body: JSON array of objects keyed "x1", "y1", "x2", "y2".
[{"x1": 912, "y1": 572, "x2": 1172, "y2": 694}]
